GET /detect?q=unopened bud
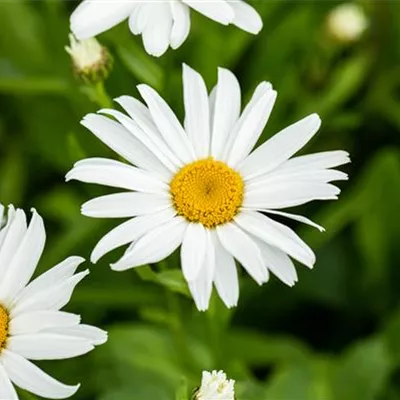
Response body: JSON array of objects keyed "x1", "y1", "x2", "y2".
[
  {"x1": 65, "y1": 34, "x2": 112, "y2": 84},
  {"x1": 327, "y1": 3, "x2": 368, "y2": 43}
]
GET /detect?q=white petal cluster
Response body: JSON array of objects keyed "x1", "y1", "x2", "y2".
[
  {"x1": 70, "y1": 0, "x2": 263, "y2": 56},
  {"x1": 0, "y1": 205, "x2": 107, "y2": 399},
  {"x1": 65, "y1": 34, "x2": 104, "y2": 71},
  {"x1": 67, "y1": 64, "x2": 350, "y2": 311},
  {"x1": 195, "y1": 370, "x2": 235, "y2": 400},
  {"x1": 327, "y1": 3, "x2": 368, "y2": 43}
]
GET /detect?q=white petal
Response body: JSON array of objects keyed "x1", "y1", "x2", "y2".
[
  {"x1": 9, "y1": 311, "x2": 80, "y2": 336},
  {"x1": 0, "y1": 364, "x2": 18, "y2": 400},
  {"x1": 81, "y1": 113, "x2": 170, "y2": 179},
  {"x1": 111, "y1": 217, "x2": 187, "y2": 271},
  {"x1": 11, "y1": 270, "x2": 89, "y2": 317},
  {"x1": 183, "y1": 64, "x2": 211, "y2": 158},
  {"x1": 170, "y1": 0, "x2": 191, "y2": 49},
  {"x1": 213, "y1": 234, "x2": 239, "y2": 308},
  {"x1": 108, "y1": 100, "x2": 182, "y2": 170},
  {"x1": 1, "y1": 349, "x2": 79, "y2": 399},
  {"x1": 7, "y1": 333, "x2": 94, "y2": 360},
  {"x1": 226, "y1": 86, "x2": 277, "y2": 167},
  {"x1": 99, "y1": 109, "x2": 177, "y2": 173},
  {"x1": 181, "y1": 223, "x2": 208, "y2": 281},
  {"x1": 66, "y1": 157, "x2": 168, "y2": 193},
  {"x1": 82, "y1": 192, "x2": 171, "y2": 218},
  {"x1": 231, "y1": 0, "x2": 263, "y2": 34},
  {"x1": 258, "y1": 209, "x2": 325, "y2": 232},
  {"x1": 211, "y1": 68, "x2": 241, "y2": 159},
  {"x1": 222, "y1": 81, "x2": 272, "y2": 162},
  {"x1": 71, "y1": 0, "x2": 134, "y2": 40},
  {"x1": 91, "y1": 208, "x2": 176, "y2": 263},
  {"x1": 209, "y1": 84, "x2": 217, "y2": 128},
  {"x1": 141, "y1": 3, "x2": 173, "y2": 57},
  {"x1": 239, "y1": 114, "x2": 322, "y2": 179},
  {"x1": 46, "y1": 325, "x2": 107, "y2": 346},
  {"x1": 244, "y1": 181, "x2": 340, "y2": 209},
  {"x1": 235, "y1": 211, "x2": 315, "y2": 268},
  {"x1": 216, "y1": 222, "x2": 268, "y2": 285},
  {"x1": 188, "y1": 230, "x2": 215, "y2": 311},
  {"x1": 278, "y1": 150, "x2": 351, "y2": 172},
  {"x1": 0, "y1": 210, "x2": 45, "y2": 305},
  {"x1": 137, "y1": 84, "x2": 195, "y2": 164},
  {"x1": 255, "y1": 238, "x2": 298, "y2": 287},
  {"x1": 0, "y1": 205, "x2": 13, "y2": 247},
  {"x1": 0, "y1": 208, "x2": 27, "y2": 277},
  {"x1": 13, "y1": 257, "x2": 84, "y2": 309},
  {"x1": 0, "y1": 203, "x2": 4, "y2": 225},
  {"x1": 127, "y1": 3, "x2": 146, "y2": 35},
  {"x1": 247, "y1": 169, "x2": 348, "y2": 189},
  {"x1": 182, "y1": 0, "x2": 234, "y2": 25}
]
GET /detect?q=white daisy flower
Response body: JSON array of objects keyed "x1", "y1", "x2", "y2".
[
  {"x1": 70, "y1": 0, "x2": 263, "y2": 57},
  {"x1": 194, "y1": 370, "x2": 235, "y2": 400},
  {"x1": 0, "y1": 204, "x2": 107, "y2": 399},
  {"x1": 66, "y1": 64, "x2": 350, "y2": 311}
]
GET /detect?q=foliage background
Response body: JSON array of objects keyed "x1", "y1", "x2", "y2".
[{"x1": 1, "y1": 0, "x2": 400, "y2": 399}]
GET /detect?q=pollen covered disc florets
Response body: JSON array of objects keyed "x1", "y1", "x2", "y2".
[
  {"x1": 170, "y1": 158, "x2": 244, "y2": 228},
  {"x1": 0, "y1": 305, "x2": 9, "y2": 349}
]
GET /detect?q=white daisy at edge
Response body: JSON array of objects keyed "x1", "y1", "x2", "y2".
[
  {"x1": 70, "y1": 0, "x2": 263, "y2": 57},
  {"x1": 195, "y1": 370, "x2": 235, "y2": 400},
  {"x1": 0, "y1": 205, "x2": 107, "y2": 399},
  {"x1": 66, "y1": 64, "x2": 350, "y2": 311}
]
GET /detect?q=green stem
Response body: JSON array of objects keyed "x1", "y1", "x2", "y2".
[
  {"x1": 158, "y1": 260, "x2": 191, "y2": 371},
  {"x1": 207, "y1": 297, "x2": 222, "y2": 367},
  {"x1": 94, "y1": 81, "x2": 112, "y2": 108}
]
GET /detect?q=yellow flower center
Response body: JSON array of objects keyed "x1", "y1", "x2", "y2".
[
  {"x1": 170, "y1": 158, "x2": 244, "y2": 228},
  {"x1": 0, "y1": 305, "x2": 9, "y2": 350}
]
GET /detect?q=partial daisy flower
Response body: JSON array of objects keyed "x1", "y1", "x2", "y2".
[
  {"x1": 66, "y1": 64, "x2": 350, "y2": 311},
  {"x1": 193, "y1": 370, "x2": 235, "y2": 400},
  {"x1": 70, "y1": 0, "x2": 263, "y2": 57},
  {"x1": 0, "y1": 204, "x2": 107, "y2": 399},
  {"x1": 327, "y1": 3, "x2": 368, "y2": 43},
  {"x1": 65, "y1": 34, "x2": 112, "y2": 84}
]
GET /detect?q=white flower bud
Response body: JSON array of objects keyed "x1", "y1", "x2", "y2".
[
  {"x1": 65, "y1": 34, "x2": 112, "y2": 84},
  {"x1": 194, "y1": 370, "x2": 235, "y2": 400},
  {"x1": 327, "y1": 3, "x2": 368, "y2": 43}
]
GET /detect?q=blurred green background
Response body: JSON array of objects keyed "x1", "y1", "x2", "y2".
[{"x1": 1, "y1": 1, "x2": 400, "y2": 399}]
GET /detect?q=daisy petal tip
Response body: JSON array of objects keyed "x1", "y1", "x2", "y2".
[
  {"x1": 93, "y1": 329, "x2": 108, "y2": 345},
  {"x1": 307, "y1": 260, "x2": 316, "y2": 270},
  {"x1": 89, "y1": 252, "x2": 99, "y2": 265},
  {"x1": 81, "y1": 269, "x2": 90, "y2": 278},
  {"x1": 29, "y1": 207, "x2": 38, "y2": 215},
  {"x1": 97, "y1": 108, "x2": 111, "y2": 115},
  {"x1": 71, "y1": 255, "x2": 86, "y2": 266},
  {"x1": 110, "y1": 261, "x2": 130, "y2": 272}
]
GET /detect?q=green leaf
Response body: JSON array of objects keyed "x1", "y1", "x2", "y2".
[
  {"x1": 331, "y1": 338, "x2": 392, "y2": 400},
  {"x1": 116, "y1": 42, "x2": 164, "y2": 90},
  {"x1": 156, "y1": 269, "x2": 191, "y2": 297},
  {"x1": 264, "y1": 358, "x2": 332, "y2": 400}
]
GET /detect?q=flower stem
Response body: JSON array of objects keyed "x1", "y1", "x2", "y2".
[
  {"x1": 158, "y1": 260, "x2": 192, "y2": 371},
  {"x1": 93, "y1": 81, "x2": 112, "y2": 109},
  {"x1": 81, "y1": 81, "x2": 112, "y2": 109}
]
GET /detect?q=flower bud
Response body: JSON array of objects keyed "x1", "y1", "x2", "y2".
[
  {"x1": 65, "y1": 34, "x2": 112, "y2": 84},
  {"x1": 327, "y1": 3, "x2": 368, "y2": 43},
  {"x1": 192, "y1": 370, "x2": 235, "y2": 400}
]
